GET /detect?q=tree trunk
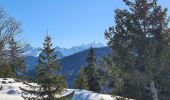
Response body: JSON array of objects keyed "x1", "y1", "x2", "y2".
[{"x1": 150, "y1": 81, "x2": 158, "y2": 100}]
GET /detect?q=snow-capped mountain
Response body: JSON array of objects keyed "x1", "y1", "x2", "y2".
[
  {"x1": 55, "y1": 41, "x2": 105, "y2": 56},
  {"x1": 23, "y1": 44, "x2": 40, "y2": 57},
  {"x1": 23, "y1": 42, "x2": 105, "y2": 57}
]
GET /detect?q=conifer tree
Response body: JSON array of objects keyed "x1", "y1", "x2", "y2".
[
  {"x1": 105, "y1": 0, "x2": 170, "y2": 100},
  {"x1": 99, "y1": 55, "x2": 121, "y2": 94},
  {"x1": 74, "y1": 66, "x2": 89, "y2": 90},
  {"x1": 21, "y1": 35, "x2": 68, "y2": 99},
  {"x1": 84, "y1": 47, "x2": 101, "y2": 92},
  {"x1": 36, "y1": 35, "x2": 67, "y2": 99}
]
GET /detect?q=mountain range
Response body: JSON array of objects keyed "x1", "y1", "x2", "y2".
[
  {"x1": 60, "y1": 47, "x2": 112, "y2": 87},
  {"x1": 23, "y1": 41, "x2": 105, "y2": 57},
  {"x1": 24, "y1": 42, "x2": 111, "y2": 87}
]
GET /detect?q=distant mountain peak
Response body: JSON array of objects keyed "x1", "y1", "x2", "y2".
[
  {"x1": 24, "y1": 42, "x2": 105, "y2": 57},
  {"x1": 23, "y1": 44, "x2": 39, "y2": 57},
  {"x1": 55, "y1": 42, "x2": 105, "y2": 56}
]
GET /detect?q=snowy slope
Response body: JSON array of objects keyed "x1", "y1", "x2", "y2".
[
  {"x1": 0, "y1": 78, "x2": 133, "y2": 100},
  {"x1": 0, "y1": 78, "x2": 23, "y2": 100}
]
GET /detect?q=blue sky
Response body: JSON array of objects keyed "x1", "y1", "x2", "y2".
[{"x1": 0, "y1": 0, "x2": 169, "y2": 48}]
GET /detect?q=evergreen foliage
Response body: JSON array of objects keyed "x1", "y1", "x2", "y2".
[
  {"x1": 74, "y1": 66, "x2": 89, "y2": 90},
  {"x1": 99, "y1": 55, "x2": 120, "y2": 94},
  {"x1": 0, "y1": 63, "x2": 13, "y2": 78},
  {"x1": 35, "y1": 35, "x2": 67, "y2": 99},
  {"x1": 21, "y1": 35, "x2": 68, "y2": 100},
  {"x1": 84, "y1": 47, "x2": 101, "y2": 92},
  {"x1": 104, "y1": 0, "x2": 170, "y2": 100}
]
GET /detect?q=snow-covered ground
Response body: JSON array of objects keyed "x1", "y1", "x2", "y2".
[
  {"x1": 0, "y1": 78, "x2": 23, "y2": 100},
  {"x1": 0, "y1": 78, "x2": 133, "y2": 100}
]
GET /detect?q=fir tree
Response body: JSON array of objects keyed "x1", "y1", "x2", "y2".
[
  {"x1": 36, "y1": 35, "x2": 67, "y2": 99},
  {"x1": 105, "y1": 0, "x2": 170, "y2": 100},
  {"x1": 74, "y1": 66, "x2": 89, "y2": 90},
  {"x1": 21, "y1": 34, "x2": 67, "y2": 100},
  {"x1": 84, "y1": 47, "x2": 101, "y2": 92}
]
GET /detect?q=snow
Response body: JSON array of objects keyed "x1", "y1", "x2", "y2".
[
  {"x1": 0, "y1": 78, "x2": 24, "y2": 100},
  {"x1": 0, "y1": 78, "x2": 133, "y2": 100},
  {"x1": 72, "y1": 89, "x2": 114, "y2": 100}
]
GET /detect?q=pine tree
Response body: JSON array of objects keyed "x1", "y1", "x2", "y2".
[
  {"x1": 105, "y1": 0, "x2": 170, "y2": 99},
  {"x1": 8, "y1": 38, "x2": 26, "y2": 77},
  {"x1": 21, "y1": 35, "x2": 67, "y2": 99},
  {"x1": 74, "y1": 66, "x2": 89, "y2": 90},
  {"x1": 84, "y1": 47, "x2": 101, "y2": 92}
]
